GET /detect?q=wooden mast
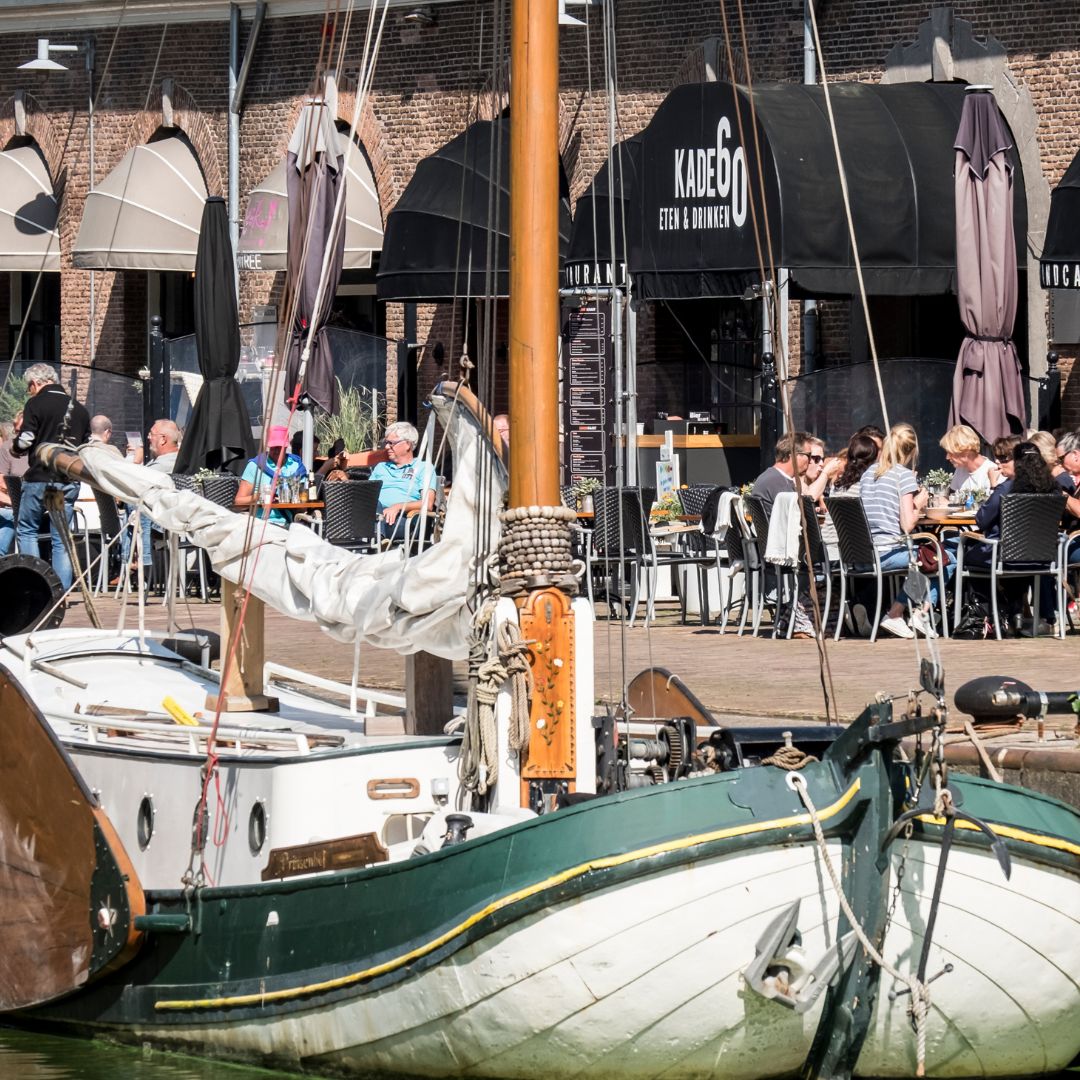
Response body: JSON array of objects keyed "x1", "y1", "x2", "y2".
[
  {"x1": 509, "y1": 0, "x2": 560, "y2": 508},
  {"x1": 508, "y1": 1, "x2": 580, "y2": 810}
]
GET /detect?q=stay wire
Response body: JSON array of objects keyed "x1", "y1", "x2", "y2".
[{"x1": 722, "y1": 0, "x2": 839, "y2": 723}]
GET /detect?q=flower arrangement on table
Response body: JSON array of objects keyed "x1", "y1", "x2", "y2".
[
  {"x1": 739, "y1": 482, "x2": 753, "y2": 497},
  {"x1": 192, "y1": 467, "x2": 216, "y2": 490},
  {"x1": 572, "y1": 476, "x2": 602, "y2": 509},
  {"x1": 923, "y1": 468, "x2": 952, "y2": 493},
  {"x1": 651, "y1": 492, "x2": 683, "y2": 523}
]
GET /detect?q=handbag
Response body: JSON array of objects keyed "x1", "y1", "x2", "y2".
[{"x1": 916, "y1": 541, "x2": 940, "y2": 574}]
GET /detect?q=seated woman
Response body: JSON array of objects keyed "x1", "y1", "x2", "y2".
[
  {"x1": 235, "y1": 425, "x2": 308, "y2": 526},
  {"x1": 939, "y1": 424, "x2": 1002, "y2": 495},
  {"x1": 859, "y1": 422, "x2": 947, "y2": 639},
  {"x1": 964, "y1": 441, "x2": 1066, "y2": 631}
]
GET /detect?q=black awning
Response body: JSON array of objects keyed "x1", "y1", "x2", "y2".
[
  {"x1": 629, "y1": 80, "x2": 1026, "y2": 301},
  {"x1": 1040, "y1": 147, "x2": 1080, "y2": 288},
  {"x1": 377, "y1": 117, "x2": 572, "y2": 302},
  {"x1": 564, "y1": 137, "x2": 641, "y2": 290}
]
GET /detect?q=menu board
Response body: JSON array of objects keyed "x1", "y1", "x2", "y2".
[{"x1": 562, "y1": 299, "x2": 614, "y2": 485}]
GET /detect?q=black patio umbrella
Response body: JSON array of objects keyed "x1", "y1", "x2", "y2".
[
  {"x1": 283, "y1": 102, "x2": 347, "y2": 417},
  {"x1": 1039, "y1": 145, "x2": 1080, "y2": 288},
  {"x1": 173, "y1": 196, "x2": 254, "y2": 475}
]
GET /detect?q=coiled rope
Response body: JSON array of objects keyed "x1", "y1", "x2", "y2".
[
  {"x1": 788, "y1": 772, "x2": 932, "y2": 1076},
  {"x1": 459, "y1": 610, "x2": 533, "y2": 797}
]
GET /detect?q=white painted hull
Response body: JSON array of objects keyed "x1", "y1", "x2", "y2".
[
  {"x1": 112, "y1": 838, "x2": 1080, "y2": 1078},
  {"x1": 865, "y1": 842, "x2": 1080, "y2": 1077}
]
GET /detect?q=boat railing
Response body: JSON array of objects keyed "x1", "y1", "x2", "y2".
[
  {"x1": 263, "y1": 661, "x2": 467, "y2": 720},
  {"x1": 51, "y1": 706, "x2": 322, "y2": 756}
]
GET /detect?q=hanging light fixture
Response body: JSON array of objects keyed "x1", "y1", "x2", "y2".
[
  {"x1": 402, "y1": 6, "x2": 436, "y2": 26},
  {"x1": 18, "y1": 38, "x2": 79, "y2": 71}
]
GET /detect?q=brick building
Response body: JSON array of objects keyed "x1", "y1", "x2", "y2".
[{"x1": 0, "y1": 0, "x2": 1076, "y2": 459}]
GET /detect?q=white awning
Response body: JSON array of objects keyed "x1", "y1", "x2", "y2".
[
  {"x1": 0, "y1": 144, "x2": 60, "y2": 272},
  {"x1": 236, "y1": 147, "x2": 383, "y2": 272},
  {"x1": 72, "y1": 135, "x2": 208, "y2": 271}
]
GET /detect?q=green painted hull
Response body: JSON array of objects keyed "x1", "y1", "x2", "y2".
[{"x1": 19, "y1": 710, "x2": 1080, "y2": 1078}]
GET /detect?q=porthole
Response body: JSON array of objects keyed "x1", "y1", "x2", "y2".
[
  {"x1": 137, "y1": 796, "x2": 154, "y2": 850},
  {"x1": 248, "y1": 801, "x2": 267, "y2": 855},
  {"x1": 191, "y1": 802, "x2": 210, "y2": 853}
]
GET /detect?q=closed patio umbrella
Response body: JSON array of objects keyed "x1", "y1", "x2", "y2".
[
  {"x1": 173, "y1": 196, "x2": 254, "y2": 475},
  {"x1": 948, "y1": 89, "x2": 1026, "y2": 444},
  {"x1": 283, "y1": 102, "x2": 346, "y2": 417}
]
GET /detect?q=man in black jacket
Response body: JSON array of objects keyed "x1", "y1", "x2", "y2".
[{"x1": 12, "y1": 363, "x2": 91, "y2": 590}]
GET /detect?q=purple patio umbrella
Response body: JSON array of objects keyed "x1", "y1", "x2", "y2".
[
  {"x1": 948, "y1": 89, "x2": 1026, "y2": 444},
  {"x1": 284, "y1": 101, "x2": 346, "y2": 416}
]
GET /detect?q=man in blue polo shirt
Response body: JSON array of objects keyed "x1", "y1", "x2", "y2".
[{"x1": 370, "y1": 421, "x2": 437, "y2": 533}]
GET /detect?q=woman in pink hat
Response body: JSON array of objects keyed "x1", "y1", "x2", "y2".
[{"x1": 236, "y1": 424, "x2": 308, "y2": 525}]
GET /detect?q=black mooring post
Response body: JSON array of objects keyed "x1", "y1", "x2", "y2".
[
  {"x1": 147, "y1": 315, "x2": 167, "y2": 429},
  {"x1": 759, "y1": 351, "x2": 778, "y2": 473},
  {"x1": 1039, "y1": 351, "x2": 1061, "y2": 430}
]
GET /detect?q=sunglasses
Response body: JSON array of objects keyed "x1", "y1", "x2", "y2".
[
  {"x1": 382, "y1": 438, "x2": 408, "y2": 448},
  {"x1": 805, "y1": 454, "x2": 824, "y2": 464}
]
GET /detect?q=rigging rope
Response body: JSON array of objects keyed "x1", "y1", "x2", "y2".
[{"x1": 789, "y1": 772, "x2": 931, "y2": 1076}]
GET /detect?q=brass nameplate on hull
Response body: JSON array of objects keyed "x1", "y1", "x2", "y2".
[{"x1": 262, "y1": 832, "x2": 388, "y2": 880}]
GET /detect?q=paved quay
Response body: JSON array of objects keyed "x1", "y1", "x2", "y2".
[{"x1": 62, "y1": 595, "x2": 1077, "y2": 726}]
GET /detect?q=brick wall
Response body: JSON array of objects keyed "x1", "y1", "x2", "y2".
[{"x1": 1, "y1": 1, "x2": 1079, "y2": 429}]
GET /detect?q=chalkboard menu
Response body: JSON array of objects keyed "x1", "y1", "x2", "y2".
[{"x1": 562, "y1": 299, "x2": 614, "y2": 486}]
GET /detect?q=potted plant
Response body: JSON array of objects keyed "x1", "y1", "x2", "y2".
[
  {"x1": 923, "y1": 468, "x2": 952, "y2": 507},
  {"x1": 315, "y1": 379, "x2": 387, "y2": 466},
  {"x1": 572, "y1": 476, "x2": 601, "y2": 513}
]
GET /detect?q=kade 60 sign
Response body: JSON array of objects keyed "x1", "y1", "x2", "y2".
[{"x1": 659, "y1": 117, "x2": 749, "y2": 233}]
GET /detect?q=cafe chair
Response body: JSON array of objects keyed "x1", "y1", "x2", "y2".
[
  {"x1": 587, "y1": 487, "x2": 714, "y2": 626},
  {"x1": 953, "y1": 493, "x2": 1067, "y2": 640},
  {"x1": 825, "y1": 496, "x2": 947, "y2": 642},
  {"x1": 90, "y1": 487, "x2": 128, "y2": 595},
  {"x1": 163, "y1": 474, "x2": 208, "y2": 602},
  {"x1": 780, "y1": 495, "x2": 839, "y2": 639},
  {"x1": 8, "y1": 474, "x2": 92, "y2": 576},
  {"x1": 743, "y1": 494, "x2": 787, "y2": 637},
  {"x1": 201, "y1": 473, "x2": 241, "y2": 509},
  {"x1": 323, "y1": 480, "x2": 382, "y2": 554}
]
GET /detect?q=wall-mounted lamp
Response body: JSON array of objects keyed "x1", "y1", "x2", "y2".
[
  {"x1": 403, "y1": 6, "x2": 436, "y2": 26},
  {"x1": 18, "y1": 38, "x2": 80, "y2": 72}
]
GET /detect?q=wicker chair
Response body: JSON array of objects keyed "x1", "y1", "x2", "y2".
[
  {"x1": 954, "y1": 493, "x2": 1067, "y2": 639},
  {"x1": 587, "y1": 487, "x2": 715, "y2": 625},
  {"x1": 322, "y1": 480, "x2": 382, "y2": 553},
  {"x1": 825, "y1": 496, "x2": 948, "y2": 642},
  {"x1": 779, "y1": 496, "x2": 838, "y2": 639},
  {"x1": 201, "y1": 474, "x2": 241, "y2": 509}
]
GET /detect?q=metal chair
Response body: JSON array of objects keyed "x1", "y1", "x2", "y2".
[
  {"x1": 780, "y1": 496, "x2": 838, "y2": 639},
  {"x1": 825, "y1": 496, "x2": 946, "y2": 642},
  {"x1": 9, "y1": 473, "x2": 91, "y2": 573},
  {"x1": 162, "y1": 474, "x2": 208, "y2": 601},
  {"x1": 587, "y1": 487, "x2": 715, "y2": 625},
  {"x1": 954, "y1": 493, "x2": 1067, "y2": 639},
  {"x1": 322, "y1": 480, "x2": 382, "y2": 553},
  {"x1": 743, "y1": 494, "x2": 786, "y2": 636},
  {"x1": 91, "y1": 487, "x2": 126, "y2": 594}
]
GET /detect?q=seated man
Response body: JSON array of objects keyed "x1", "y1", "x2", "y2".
[
  {"x1": 369, "y1": 421, "x2": 437, "y2": 536},
  {"x1": 236, "y1": 425, "x2": 307, "y2": 526}
]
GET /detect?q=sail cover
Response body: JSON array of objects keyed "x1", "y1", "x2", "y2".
[{"x1": 72, "y1": 388, "x2": 504, "y2": 658}]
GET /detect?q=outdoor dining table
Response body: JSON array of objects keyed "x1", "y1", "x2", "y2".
[
  {"x1": 234, "y1": 501, "x2": 325, "y2": 511},
  {"x1": 916, "y1": 513, "x2": 978, "y2": 529}
]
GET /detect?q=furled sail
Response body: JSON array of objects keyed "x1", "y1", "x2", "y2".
[{"x1": 49, "y1": 387, "x2": 504, "y2": 659}]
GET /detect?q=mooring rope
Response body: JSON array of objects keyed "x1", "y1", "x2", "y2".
[{"x1": 788, "y1": 772, "x2": 931, "y2": 1076}]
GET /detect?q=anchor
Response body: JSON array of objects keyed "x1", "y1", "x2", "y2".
[{"x1": 743, "y1": 900, "x2": 856, "y2": 1014}]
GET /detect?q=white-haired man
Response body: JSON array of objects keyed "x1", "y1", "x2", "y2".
[
  {"x1": 11, "y1": 364, "x2": 90, "y2": 589},
  {"x1": 369, "y1": 421, "x2": 437, "y2": 531}
]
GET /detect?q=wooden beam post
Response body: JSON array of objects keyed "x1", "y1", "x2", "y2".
[
  {"x1": 405, "y1": 652, "x2": 454, "y2": 735},
  {"x1": 209, "y1": 579, "x2": 278, "y2": 712}
]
